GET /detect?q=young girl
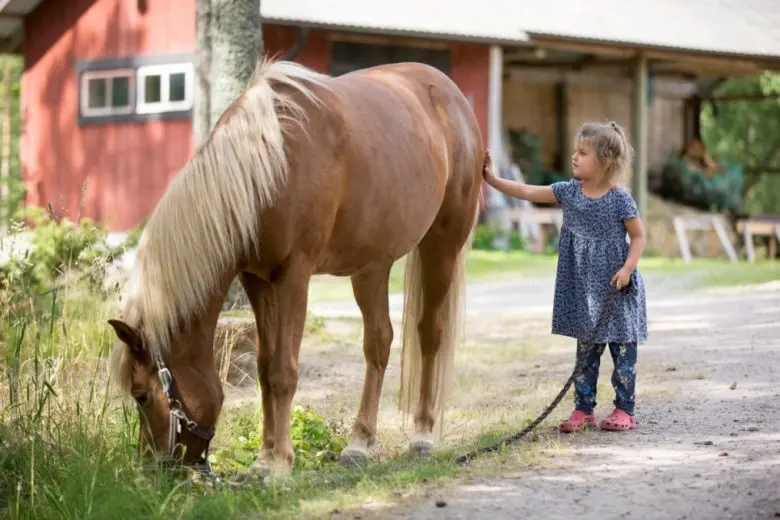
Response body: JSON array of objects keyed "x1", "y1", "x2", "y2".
[{"x1": 482, "y1": 121, "x2": 648, "y2": 433}]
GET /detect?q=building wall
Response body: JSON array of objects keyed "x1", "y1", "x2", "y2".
[
  {"x1": 23, "y1": 1, "x2": 488, "y2": 231},
  {"x1": 23, "y1": 0, "x2": 195, "y2": 231},
  {"x1": 503, "y1": 72, "x2": 685, "y2": 187},
  {"x1": 449, "y1": 43, "x2": 489, "y2": 145}
]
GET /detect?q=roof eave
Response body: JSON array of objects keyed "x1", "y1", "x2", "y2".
[
  {"x1": 261, "y1": 17, "x2": 531, "y2": 48},
  {"x1": 526, "y1": 32, "x2": 780, "y2": 72},
  {"x1": 0, "y1": 0, "x2": 47, "y2": 54}
]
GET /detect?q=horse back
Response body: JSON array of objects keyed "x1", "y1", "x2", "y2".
[{"x1": 256, "y1": 62, "x2": 483, "y2": 276}]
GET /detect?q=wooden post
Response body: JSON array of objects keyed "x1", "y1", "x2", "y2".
[
  {"x1": 554, "y1": 81, "x2": 569, "y2": 172},
  {"x1": 631, "y1": 53, "x2": 649, "y2": 224},
  {"x1": 486, "y1": 45, "x2": 510, "y2": 235}
]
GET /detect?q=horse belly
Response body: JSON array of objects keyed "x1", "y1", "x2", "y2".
[{"x1": 315, "y1": 170, "x2": 442, "y2": 275}]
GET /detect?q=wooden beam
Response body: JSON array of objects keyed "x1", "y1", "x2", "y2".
[
  {"x1": 327, "y1": 31, "x2": 450, "y2": 50},
  {"x1": 529, "y1": 38, "x2": 637, "y2": 59},
  {"x1": 529, "y1": 34, "x2": 780, "y2": 73},
  {"x1": 554, "y1": 81, "x2": 569, "y2": 172},
  {"x1": 505, "y1": 57, "x2": 633, "y2": 71},
  {"x1": 632, "y1": 53, "x2": 649, "y2": 223},
  {"x1": 702, "y1": 92, "x2": 780, "y2": 102},
  {"x1": 505, "y1": 67, "x2": 697, "y2": 99}
]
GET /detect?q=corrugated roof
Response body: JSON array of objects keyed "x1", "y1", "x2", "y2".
[
  {"x1": 0, "y1": 0, "x2": 43, "y2": 43},
  {"x1": 515, "y1": 0, "x2": 780, "y2": 59},
  {"x1": 260, "y1": 0, "x2": 780, "y2": 59},
  {"x1": 260, "y1": 0, "x2": 530, "y2": 45}
]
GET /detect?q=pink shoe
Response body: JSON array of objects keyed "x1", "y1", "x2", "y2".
[
  {"x1": 559, "y1": 410, "x2": 597, "y2": 433},
  {"x1": 599, "y1": 408, "x2": 637, "y2": 431}
]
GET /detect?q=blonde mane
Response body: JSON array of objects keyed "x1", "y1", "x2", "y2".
[{"x1": 110, "y1": 58, "x2": 329, "y2": 392}]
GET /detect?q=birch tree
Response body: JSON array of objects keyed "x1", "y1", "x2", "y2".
[{"x1": 194, "y1": 0, "x2": 262, "y2": 145}]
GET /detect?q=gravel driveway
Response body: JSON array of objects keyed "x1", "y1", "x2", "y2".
[{"x1": 332, "y1": 278, "x2": 780, "y2": 520}]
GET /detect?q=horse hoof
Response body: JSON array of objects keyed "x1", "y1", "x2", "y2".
[
  {"x1": 248, "y1": 459, "x2": 273, "y2": 478},
  {"x1": 409, "y1": 437, "x2": 435, "y2": 458},
  {"x1": 339, "y1": 447, "x2": 369, "y2": 468}
]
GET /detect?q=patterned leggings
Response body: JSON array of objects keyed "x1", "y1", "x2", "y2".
[{"x1": 573, "y1": 341, "x2": 637, "y2": 416}]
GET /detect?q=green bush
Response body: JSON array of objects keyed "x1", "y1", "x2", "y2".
[
  {"x1": 472, "y1": 224, "x2": 526, "y2": 252},
  {"x1": 0, "y1": 206, "x2": 141, "y2": 314},
  {"x1": 209, "y1": 405, "x2": 347, "y2": 473}
]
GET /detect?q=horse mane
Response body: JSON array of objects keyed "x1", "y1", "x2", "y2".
[{"x1": 110, "y1": 57, "x2": 329, "y2": 393}]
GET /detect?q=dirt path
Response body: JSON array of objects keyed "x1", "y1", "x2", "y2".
[
  {"x1": 219, "y1": 274, "x2": 780, "y2": 519},
  {"x1": 341, "y1": 280, "x2": 780, "y2": 520}
]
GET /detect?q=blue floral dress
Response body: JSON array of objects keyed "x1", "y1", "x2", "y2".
[{"x1": 550, "y1": 179, "x2": 648, "y2": 344}]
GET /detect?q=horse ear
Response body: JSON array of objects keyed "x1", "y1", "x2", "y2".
[{"x1": 108, "y1": 319, "x2": 145, "y2": 357}]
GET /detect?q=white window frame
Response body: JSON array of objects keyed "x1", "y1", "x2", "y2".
[
  {"x1": 80, "y1": 69, "x2": 134, "y2": 117},
  {"x1": 136, "y1": 62, "x2": 194, "y2": 114}
]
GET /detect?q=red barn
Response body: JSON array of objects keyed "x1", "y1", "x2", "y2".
[
  {"x1": 14, "y1": 0, "x2": 507, "y2": 231},
  {"x1": 10, "y1": 0, "x2": 780, "y2": 231}
]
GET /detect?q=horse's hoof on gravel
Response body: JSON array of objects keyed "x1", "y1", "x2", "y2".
[{"x1": 339, "y1": 446, "x2": 369, "y2": 468}]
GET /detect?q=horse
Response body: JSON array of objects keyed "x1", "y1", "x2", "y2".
[{"x1": 107, "y1": 57, "x2": 484, "y2": 476}]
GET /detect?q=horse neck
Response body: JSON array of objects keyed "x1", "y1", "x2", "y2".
[{"x1": 169, "y1": 270, "x2": 236, "y2": 370}]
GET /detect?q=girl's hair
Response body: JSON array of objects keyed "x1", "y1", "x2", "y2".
[{"x1": 575, "y1": 121, "x2": 635, "y2": 184}]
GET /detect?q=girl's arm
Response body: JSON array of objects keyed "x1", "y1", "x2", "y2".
[
  {"x1": 482, "y1": 152, "x2": 558, "y2": 205},
  {"x1": 622, "y1": 217, "x2": 646, "y2": 271}
]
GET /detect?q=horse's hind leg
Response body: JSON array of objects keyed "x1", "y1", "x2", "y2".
[
  {"x1": 411, "y1": 241, "x2": 462, "y2": 453},
  {"x1": 399, "y1": 200, "x2": 476, "y2": 457},
  {"x1": 340, "y1": 264, "x2": 394, "y2": 467}
]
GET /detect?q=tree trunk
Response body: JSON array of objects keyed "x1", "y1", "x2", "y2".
[
  {"x1": 193, "y1": 0, "x2": 213, "y2": 146},
  {"x1": 0, "y1": 55, "x2": 11, "y2": 227},
  {"x1": 193, "y1": 0, "x2": 262, "y2": 145}
]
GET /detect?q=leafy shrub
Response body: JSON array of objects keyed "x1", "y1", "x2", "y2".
[
  {"x1": 0, "y1": 206, "x2": 141, "y2": 316},
  {"x1": 472, "y1": 224, "x2": 526, "y2": 251},
  {"x1": 209, "y1": 405, "x2": 347, "y2": 473}
]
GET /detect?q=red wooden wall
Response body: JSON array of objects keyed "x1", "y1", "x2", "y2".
[
  {"x1": 23, "y1": 0, "x2": 195, "y2": 231},
  {"x1": 22, "y1": 0, "x2": 488, "y2": 231}
]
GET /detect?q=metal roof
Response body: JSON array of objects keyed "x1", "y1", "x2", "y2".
[
  {"x1": 261, "y1": 0, "x2": 780, "y2": 59},
  {"x1": 514, "y1": 0, "x2": 780, "y2": 59},
  {"x1": 0, "y1": 0, "x2": 44, "y2": 51},
  {"x1": 260, "y1": 0, "x2": 530, "y2": 45},
  {"x1": 11, "y1": 1, "x2": 780, "y2": 60}
]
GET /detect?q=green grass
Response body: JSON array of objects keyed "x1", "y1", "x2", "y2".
[
  {"x1": 3, "y1": 239, "x2": 777, "y2": 519},
  {"x1": 0, "y1": 381, "x2": 551, "y2": 520},
  {"x1": 0, "y1": 277, "x2": 556, "y2": 520},
  {"x1": 308, "y1": 249, "x2": 779, "y2": 303},
  {"x1": 308, "y1": 250, "x2": 558, "y2": 303}
]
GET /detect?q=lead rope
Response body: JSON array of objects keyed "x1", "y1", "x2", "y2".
[{"x1": 454, "y1": 285, "x2": 620, "y2": 465}]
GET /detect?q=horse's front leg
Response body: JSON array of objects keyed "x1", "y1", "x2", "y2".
[
  {"x1": 265, "y1": 260, "x2": 311, "y2": 475},
  {"x1": 239, "y1": 272, "x2": 277, "y2": 476}
]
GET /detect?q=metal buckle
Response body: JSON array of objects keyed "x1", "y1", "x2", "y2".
[{"x1": 157, "y1": 367, "x2": 173, "y2": 393}]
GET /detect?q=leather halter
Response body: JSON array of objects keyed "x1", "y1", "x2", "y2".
[{"x1": 136, "y1": 349, "x2": 216, "y2": 469}]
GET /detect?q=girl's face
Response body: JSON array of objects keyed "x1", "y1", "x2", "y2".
[{"x1": 571, "y1": 141, "x2": 603, "y2": 182}]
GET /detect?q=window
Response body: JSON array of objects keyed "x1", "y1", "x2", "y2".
[
  {"x1": 76, "y1": 54, "x2": 195, "y2": 124},
  {"x1": 80, "y1": 69, "x2": 134, "y2": 117},
  {"x1": 136, "y1": 63, "x2": 194, "y2": 114}
]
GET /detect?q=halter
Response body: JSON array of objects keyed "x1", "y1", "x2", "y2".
[{"x1": 136, "y1": 348, "x2": 216, "y2": 470}]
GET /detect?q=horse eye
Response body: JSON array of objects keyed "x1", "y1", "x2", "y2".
[{"x1": 135, "y1": 392, "x2": 149, "y2": 406}]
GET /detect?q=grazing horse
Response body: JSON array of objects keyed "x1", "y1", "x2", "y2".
[{"x1": 108, "y1": 57, "x2": 483, "y2": 475}]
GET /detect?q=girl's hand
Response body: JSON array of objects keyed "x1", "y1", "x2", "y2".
[
  {"x1": 611, "y1": 267, "x2": 632, "y2": 290},
  {"x1": 482, "y1": 150, "x2": 495, "y2": 185}
]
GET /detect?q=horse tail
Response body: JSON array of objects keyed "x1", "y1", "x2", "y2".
[{"x1": 398, "y1": 209, "x2": 476, "y2": 438}]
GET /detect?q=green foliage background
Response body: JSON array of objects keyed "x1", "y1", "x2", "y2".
[{"x1": 700, "y1": 71, "x2": 780, "y2": 216}]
